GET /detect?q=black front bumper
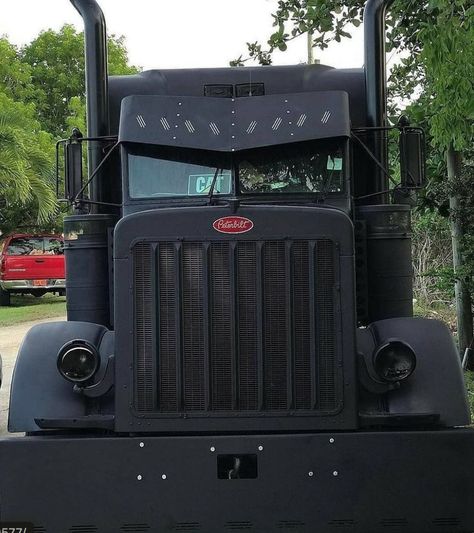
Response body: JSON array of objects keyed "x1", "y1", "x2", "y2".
[{"x1": 1, "y1": 430, "x2": 473, "y2": 532}]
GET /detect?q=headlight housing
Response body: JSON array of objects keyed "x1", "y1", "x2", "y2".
[
  {"x1": 373, "y1": 340, "x2": 416, "y2": 383},
  {"x1": 57, "y1": 340, "x2": 99, "y2": 384}
]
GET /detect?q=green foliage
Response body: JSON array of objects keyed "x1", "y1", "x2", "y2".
[
  {"x1": 0, "y1": 92, "x2": 57, "y2": 233},
  {"x1": 231, "y1": 0, "x2": 366, "y2": 66},
  {"x1": 0, "y1": 26, "x2": 138, "y2": 235},
  {"x1": 21, "y1": 25, "x2": 140, "y2": 137},
  {"x1": 418, "y1": 3, "x2": 474, "y2": 151},
  {"x1": 464, "y1": 371, "x2": 474, "y2": 421},
  {"x1": 0, "y1": 38, "x2": 33, "y2": 101},
  {"x1": 412, "y1": 209, "x2": 454, "y2": 302}
]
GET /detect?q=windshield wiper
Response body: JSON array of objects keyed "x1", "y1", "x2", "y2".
[{"x1": 208, "y1": 167, "x2": 222, "y2": 205}]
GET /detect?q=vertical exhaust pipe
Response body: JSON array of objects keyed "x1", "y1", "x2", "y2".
[
  {"x1": 70, "y1": 0, "x2": 109, "y2": 212},
  {"x1": 364, "y1": 0, "x2": 395, "y2": 199}
]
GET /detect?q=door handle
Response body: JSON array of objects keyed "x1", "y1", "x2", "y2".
[{"x1": 35, "y1": 259, "x2": 45, "y2": 263}]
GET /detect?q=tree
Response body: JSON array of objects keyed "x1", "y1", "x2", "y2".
[
  {"x1": 417, "y1": 2, "x2": 474, "y2": 355},
  {"x1": 0, "y1": 92, "x2": 57, "y2": 233},
  {"x1": 21, "y1": 24, "x2": 140, "y2": 137},
  {"x1": 0, "y1": 27, "x2": 139, "y2": 234},
  {"x1": 0, "y1": 38, "x2": 34, "y2": 102}
]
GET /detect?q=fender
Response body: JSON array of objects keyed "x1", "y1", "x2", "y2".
[
  {"x1": 357, "y1": 317, "x2": 470, "y2": 427},
  {"x1": 8, "y1": 321, "x2": 114, "y2": 433}
]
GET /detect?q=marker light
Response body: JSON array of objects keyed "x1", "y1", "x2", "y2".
[
  {"x1": 373, "y1": 341, "x2": 416, "y2": 383},
  {"x1": 57, "y1": 340, "x2": 99, "y2": 384}
]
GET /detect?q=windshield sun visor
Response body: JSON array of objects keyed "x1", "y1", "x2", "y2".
[{"x1": 118, "y1": 91, "x2": 351, "y2": 152}]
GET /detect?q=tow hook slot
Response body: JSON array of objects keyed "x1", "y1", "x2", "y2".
[{"x1": 217, "y1": 454, "x2": 258, "y2": 479}]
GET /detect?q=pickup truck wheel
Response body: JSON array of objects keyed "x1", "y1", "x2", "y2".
[{"x1": 0, "y1": 289, "x2": 11, "y2": 306}]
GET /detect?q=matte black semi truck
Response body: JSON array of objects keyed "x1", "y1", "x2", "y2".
[{"x1": 1, "y1": 0, "x2": 474, "y2": 531}]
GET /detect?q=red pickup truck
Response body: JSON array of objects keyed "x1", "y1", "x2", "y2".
[{"x1": 0, "y1": 234, "x2": 66, "y2": 306}]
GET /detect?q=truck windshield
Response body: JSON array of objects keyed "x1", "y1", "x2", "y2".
[
  {"x1": 128, "y1": 148, "x2": 232, "y2": 198},
  {"x1": 238, "y1": 140, "x2": 344, "y2": 194},
  {"x1": 127, "y1": 140, "x2": 345, "y2": 199}
]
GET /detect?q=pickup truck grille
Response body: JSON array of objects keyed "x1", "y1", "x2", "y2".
[{"x1": 133, "y1": 239, "x2": 338, "y2": 415}]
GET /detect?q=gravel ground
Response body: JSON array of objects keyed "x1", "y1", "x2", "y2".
[{"x1": 0, "y1": 317, "x2": 66, "y2": 436}]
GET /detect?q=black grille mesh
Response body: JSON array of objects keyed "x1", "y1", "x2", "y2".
[
  {"x1": 158, "y1": 243, "x2": 178, "y2": 411},
  {"x1": 134, "y1": 243, "x2": 155, "y2": 412},
  {"x1": 263, "y1": 242, "x2": 288, "y2": 410},
  {"x1": 134, "y1": 240, "x2": 338, "y2": 414}
]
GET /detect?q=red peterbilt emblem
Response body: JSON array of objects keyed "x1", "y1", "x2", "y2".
[{"x1": 213, "y1": 216, "x2": 254, "y2": 234}]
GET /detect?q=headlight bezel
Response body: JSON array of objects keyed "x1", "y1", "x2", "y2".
[
  {"x1": 57, "y1": 339, "x2": 100, "y2": 384},
  {"x1": 373, "y1": 339, "x2": 417, "y2": 383}
]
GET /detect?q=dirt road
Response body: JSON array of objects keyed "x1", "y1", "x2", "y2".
[{"x1": 0, "y1": 317, "x2": 66, "y2": 436}]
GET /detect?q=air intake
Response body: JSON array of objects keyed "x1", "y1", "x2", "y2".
[{"x1": 133, "y1": 239, "x2": 339, "y2": 415}]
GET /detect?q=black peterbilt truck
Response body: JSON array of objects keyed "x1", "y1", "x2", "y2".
[{"x1": 1, "y1": 0, "x2": 474, "y2": 531}]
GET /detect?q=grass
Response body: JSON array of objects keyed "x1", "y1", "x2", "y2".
[
  {"x1": 413, "y1": 299, "x2": 458, "y2": 333},
  {"x1": 0, "y1": 293, "x2": 66, "y2": 327}
]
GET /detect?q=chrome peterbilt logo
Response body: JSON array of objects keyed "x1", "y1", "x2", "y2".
[{"x1": 213, "y1": 216, "x2": 254, "y2": 234}]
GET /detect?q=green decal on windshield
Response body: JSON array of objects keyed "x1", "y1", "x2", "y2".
[
  {"x1": 188, "y1": 173, "x2": 232, "y2": 195},
  {"x1": 270, "y1": 182, "x2": 288, "y2": 190},
  {"x1": 327, "y1": 157, "x2": 343, "y2": 171}
]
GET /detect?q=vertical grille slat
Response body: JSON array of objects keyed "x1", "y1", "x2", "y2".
[
  {"x1": 133, "y1": 238, "x2": 338, "y2": 416},
  {"x1": 210, "y1": 243, "x2": 233, "y2": 410},
  {"x1": 158, "y1": 243, "x2": 178, "y2": 411},
  {"x1": 182, "y1": 243, "x2": 205, "y2": 411},
  {"x1": 293, "y1": 241, "x2": 312, "y2": 410},
  {"x1": 134, "y1": 243, "x2": 154, "y2": 412},
  {"x1": 316, "y1": 240, "x2": 337, "y2": 410},
  {"x1": 237, "y1": 242, "x2": 259, "y2": 411},
  {"x1": 263, "y1": 242, "x2": 288, "y2": 410}
]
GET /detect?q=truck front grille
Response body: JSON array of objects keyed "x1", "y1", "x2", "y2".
[{"x1": 133, "y1": 239, "x2": 338, "y2": 415}]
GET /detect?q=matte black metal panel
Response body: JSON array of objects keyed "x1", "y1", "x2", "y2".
[
  {"x1": 357, "y1": 317, "x2": 471, "y2": 427},
  {"x1": 108, "y1": 66, "x2": 373, "y2": 201},
  {"x1": 8, "y1": 321, "x2": 113, "y2": 433},
  {"x1": 114, "y1": 205, "x2": 357, "y2": 432},
  {"x1": 109, "y1": 65, "x2": 366, "y2": 133},
  {"x1": 1, "y1": 430, "x2": 474, "y2": 531},
  {"x1": 356, "y1": 205, "x2": 413, "y2": 321},
  {"x1": 119, "y1": 92, "x2": 350, "y2": 151},
  {"x1": 64, "y1": 214, "x2": 117, "y2": 328},
  {"x1": 114, "y1": 205, "x2": 354, "y2": 258}
]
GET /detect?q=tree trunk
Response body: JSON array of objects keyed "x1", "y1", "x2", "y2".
[
  {"x1": 447, "y1": 146, "x2": 473, "y2": 358},
  {"x1": 307, "y1": 32, "x2": 319, "y2": 65}
]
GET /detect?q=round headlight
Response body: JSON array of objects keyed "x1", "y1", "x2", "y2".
[
  {"x1": 373, "y1": 341, "x2": 416, "y2": 383},
  {"x1": 57, "y1": 340, "x2": 99, "y2": 384}
]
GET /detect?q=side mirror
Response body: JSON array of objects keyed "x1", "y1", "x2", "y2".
[
  {"x1": 399, "y1": 128, "x2": 426, "y2": 188},
  {"x1": 64, "y1": 128, "x2": 84, "y2": 202}
]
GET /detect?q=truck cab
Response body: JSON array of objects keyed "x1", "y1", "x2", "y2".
[{"x1": 1, "y1": 0, "x2": 473, "y2": 531}]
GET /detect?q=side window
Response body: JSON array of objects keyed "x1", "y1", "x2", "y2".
[
  {"x1": 44, "y1": 238, "x2": 64, "y2": 255},
  {"x1": 7, "y1": 238, "x2": 44, "y2": 256}
]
